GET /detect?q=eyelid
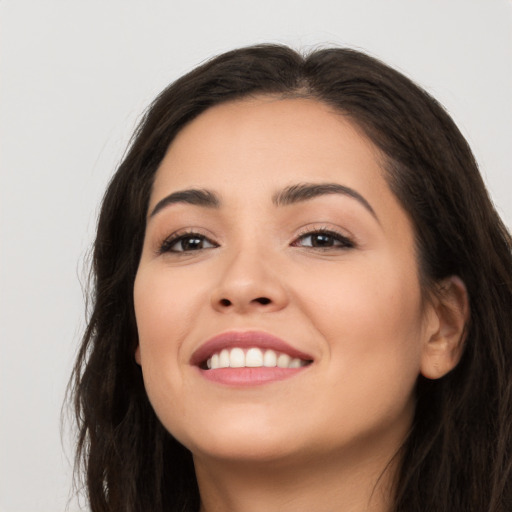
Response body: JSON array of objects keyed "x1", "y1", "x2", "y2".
[
  {"x1": 156, "y1": 228, "x2": 219, "y2": 255},
  {"x1": 291, "y1": 225, "x2": 356, "y2": 249},
  {"x1": 153, "y1": 223, "x2": 356, "y2": 256}
]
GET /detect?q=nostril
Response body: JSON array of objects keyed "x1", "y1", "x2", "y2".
[
  {"x1": 216, "y1": 296, "x2": 272, "y2": 308},
  {"x1": 254, "y1": 297, "x2": 271, "y2": 305}
]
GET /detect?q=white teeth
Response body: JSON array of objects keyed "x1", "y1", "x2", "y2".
[
  {"x1": 245, "y1": 348, "x2": 263, "y2": 367},
  {"x1": 289, "y1": 358, "x2": 302, "y2": 368},
  {"x1": 219, "y1": 349, "x2": 230, "y2": 368},
  {"x1": 263, "y1": 349, "x2": 277, "y2": 367},
  {"x1": 205, "y1": 348, "x2": 309, "y2": 370},
  {"x1": 229, "y1": 347, "x2": 245, "y2": 368},
  {"x1": 277, "y1": 353, "x2": 291, "y2": 368}
]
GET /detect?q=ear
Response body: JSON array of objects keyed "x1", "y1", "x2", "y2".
[
  {"x1": 420, "y1": 276, "x2": 469, "y2": 380},
  {"x1": 135, "y1": 345, "x2": 141, "y2": 365}
]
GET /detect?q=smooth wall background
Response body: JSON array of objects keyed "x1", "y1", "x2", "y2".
[{"x1": 1, "y1": 1, "x2": 511, "y2": 510}]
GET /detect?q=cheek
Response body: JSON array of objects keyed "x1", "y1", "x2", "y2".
[
  {"x1": 134, "y1": 265, "x2": 204, "y2": 354},
  {"x1": 133, "y1": 267, "x2": 204, "y2": 419},
  {"x1": 294, "y1": 258, "x2": 425, "y2": 392}
]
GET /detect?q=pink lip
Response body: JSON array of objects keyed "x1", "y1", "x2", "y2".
[
  {"x1": 190, "y1": 330, "x2": 314, "y2": 367},
  {"x1": 197, "y1": 367, "x2": 307, "y2": 386}
]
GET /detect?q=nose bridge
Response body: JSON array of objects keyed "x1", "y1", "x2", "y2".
[{"x1": 211, "y1": 236, "x2": 288, "y2": 313}]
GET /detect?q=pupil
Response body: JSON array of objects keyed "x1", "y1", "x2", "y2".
[
  {"x1": 183, "y1": 237, "x2": 202, "y2": 250},
  {"x1": 313, "y1": 234, "x2": 332, "y2": 247}
]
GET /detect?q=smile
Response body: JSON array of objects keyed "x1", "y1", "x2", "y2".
[
  {"x1": 206, "y1": 347, "x2": 309, "y2": 369},
  {"x1": 191, "y1": 330, "x2": 314, "y2": 385}
]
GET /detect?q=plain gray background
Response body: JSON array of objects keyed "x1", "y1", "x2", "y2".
[{"x1": 1, "y1": 1, "x2": 511, "y2": 510}]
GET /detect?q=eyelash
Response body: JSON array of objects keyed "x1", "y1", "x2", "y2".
[
  {"x1": 292, "y1": 227, "x2": 355, "y2": 250},
  {"x1": 158, "y1": 227, "x2": 355, "y2": 254},
  {"x1": 158, "y1": 229, "x2": 218, "y2": 254}
]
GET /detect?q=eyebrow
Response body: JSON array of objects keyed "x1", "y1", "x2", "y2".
[
  {"x1": 272, "y1": 182, "x2": 379, "y2": 221},
  {"x1": 150, "y1": 188, "x2": 220, "y2": 217},
  {"x1": 149, "y1": 182, "x2": 378, "y2": 222}
]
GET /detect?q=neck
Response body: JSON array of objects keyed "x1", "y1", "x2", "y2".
[{"x1": 194, "y1": 445, "x2": 400, "y2": 512}]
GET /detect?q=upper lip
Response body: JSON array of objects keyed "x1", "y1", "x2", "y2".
[{"x1": 190, "y1": 330, "x2": 314, "y2": 367}]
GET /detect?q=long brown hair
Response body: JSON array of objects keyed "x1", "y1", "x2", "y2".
[{"x1": 70, "y1": 44, "x2": 512, "y2": 511}]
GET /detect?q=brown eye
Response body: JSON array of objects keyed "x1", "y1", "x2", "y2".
[
  {"x1": 178, "y1": 236, "x2": 206, "y2": 251},
  {"x1": 294, "y1": 230, "x2": 354, "y2": 249},
  {"x1": 160, "y1": 233, "x2": 217, "y2": 253},
  {"x1": 308, "y1": 233, "x2": 335, "y2": 247}
]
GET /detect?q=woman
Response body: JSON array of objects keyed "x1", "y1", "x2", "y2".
[{"x1": 71, "y1": 45, "x2": 512, "y2": 511}]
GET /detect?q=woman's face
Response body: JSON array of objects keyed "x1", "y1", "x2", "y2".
[{"x1": 134, "y1": 97, "x2": 437, "y2": 466}]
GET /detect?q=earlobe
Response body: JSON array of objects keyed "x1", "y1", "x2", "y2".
[
  {"x1": 135, "y1": 345, "x2": 141, "y2": 366},
  {"x1": 420, "y1": 276, "x2": 470, "y2": 380}
]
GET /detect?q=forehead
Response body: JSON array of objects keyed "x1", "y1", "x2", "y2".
[{"x1": 151, "y1": 97, "x2": 389, "y2": 204}]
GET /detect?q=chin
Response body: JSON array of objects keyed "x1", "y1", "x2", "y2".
[{"x1": 173, "y1": 412, "x2": 307, "y2": 464}]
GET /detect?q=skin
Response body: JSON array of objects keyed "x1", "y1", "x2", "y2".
[{"x1": 133, "y1": 97, "x2": 467, "y2": 512}]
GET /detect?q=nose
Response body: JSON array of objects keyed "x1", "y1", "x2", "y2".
[{"x1": 210, "y1": 247, "x2": 289, "y2": 314}]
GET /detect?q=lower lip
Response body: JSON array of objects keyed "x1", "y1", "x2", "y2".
[{"x1": 197, "y1": 366, "x2": 309, "y2": 386}]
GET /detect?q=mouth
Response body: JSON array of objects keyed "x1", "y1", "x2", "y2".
[
  {"x1": 191, "y1": 331, "x2": 314, "y2": 385},
  {"x1": 203, "y1": 347, "x2": 311, "y2": 370}
]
